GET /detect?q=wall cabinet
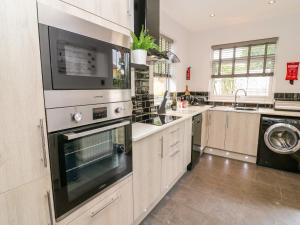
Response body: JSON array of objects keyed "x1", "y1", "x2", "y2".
[
  {"x1": 60, "y1": 0, "x2": 134, "y2": 30},
  {"x1": 207, "y1": 110, "x2": 260, "y2": 156},
  {"x1": 133, "y1": 132, "x2": 163, "y2": 221}
]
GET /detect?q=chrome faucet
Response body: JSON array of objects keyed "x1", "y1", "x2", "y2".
[{"x1": 233, "y1": 89, "x2": 247, "y2": 108}]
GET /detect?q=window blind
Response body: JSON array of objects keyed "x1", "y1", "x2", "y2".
[
  {"x1": 154, "y1": 35, "x2": 174, "y2": 77},
  {"x1": 211, "y1": 37, "x2": 278, "y2": 78}
]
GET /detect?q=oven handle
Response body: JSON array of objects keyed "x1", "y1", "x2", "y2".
[{"x1": 63, "y1": 121, "x2": 131, "y2": 140}]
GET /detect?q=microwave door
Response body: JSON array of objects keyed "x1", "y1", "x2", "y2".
[{"x1": 49, "y1": 27, "x2": 113, "y2": 90}]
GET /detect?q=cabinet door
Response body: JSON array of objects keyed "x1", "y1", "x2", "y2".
[
  {"x1": 225, "y1": 112, "x2": 260, "y2": 156},
  {"x1": 183, "y1": 118, "x2": 192, "y2": 168},
  {"x1": 162, "y1": 123, "x2": 184, "y2": 192},
  {"x1": 68, "y1": 177, "x2": 133, "y2": 225},
  {"x1": 133, "y1": 132, "x2": 163, "y2": 220},
  {"x1": 207, "y1": 111, "x2": 227, "y2": 149},
  {"x1": 0, "y1": 0, "x2": 49, "y2": 194},
  {"x1": 61, "y1": 0, "x2": 133, "y2": 30},
  {"x1": 0, "y1": 177, "x2": 53, "y2": 225},
  {"x1": 201, "y1": 111, "x2": 209, "y2": 148}
]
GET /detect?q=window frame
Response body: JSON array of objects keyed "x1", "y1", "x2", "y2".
[{"x1": 210, "y1": 37, "x2": 278, "y2": 102}]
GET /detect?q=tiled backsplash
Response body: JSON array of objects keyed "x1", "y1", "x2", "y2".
[
  {"x1": 274, "y1": 93, "x2": 300, "y2": 101},
  {"x1": 131, "y1": 64, "x2": 157, "y2": 123}
]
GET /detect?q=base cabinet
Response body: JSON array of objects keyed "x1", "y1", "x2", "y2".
[
  {"x1": 133, "y1": 120, "x2": 188, "y2": 224},
  {"x1": 183, "y1": 118, "x2": 192, "y2": 167},
  {"x1": 133, "y1": 132, "x2": 163, "y2": 221},
  {"x1": 207, "y1": 110, "x2": 260, "y2": 156},
  {"x1": 225, "y1": 112, "x2": 260, "y2": 156},
  {"x1": 162, "y1": 123, "x2": 185, "y2": 192}
]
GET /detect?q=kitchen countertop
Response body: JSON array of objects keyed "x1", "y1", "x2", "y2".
[
  {"x1": 132, "y1": 105, "x2": 211, "y2": 142},
  {"x1": 210, "y1": 106, "x2": 300, "y2": 117},
  {"x1": 132, "y1": 105, "x2": 300, "y2": 142}
]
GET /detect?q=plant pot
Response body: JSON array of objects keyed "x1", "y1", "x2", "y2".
[{"x1": 131, "y1": 49, "x2": 147, "y2": 65}]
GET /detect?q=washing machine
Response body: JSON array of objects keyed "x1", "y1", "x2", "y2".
[{"x1": 257, "y1": 115, "x2": 300, "y2": 173}]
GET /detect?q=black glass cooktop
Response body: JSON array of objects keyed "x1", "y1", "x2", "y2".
[{"x1": 143, "y1": 115, "x2": 181, "y2": 126}]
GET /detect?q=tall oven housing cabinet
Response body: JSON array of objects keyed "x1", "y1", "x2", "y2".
[{"x1": 38, "y1": 2, "x2": 134, "y2": 222}]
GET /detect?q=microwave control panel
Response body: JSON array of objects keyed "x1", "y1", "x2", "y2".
[{"x1": 93, "y1": 107, "x2": 107, "y2": 120}]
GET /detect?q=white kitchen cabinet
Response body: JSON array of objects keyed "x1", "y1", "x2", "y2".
[
  {"x1": 67, "y1": 177, "x2": 133, "y2": 225},
  {"x1": 207, "y1": 111, "x2": 227, "y2": 149},
  {"x1": 0, "y1": 176, "x2": 53, "y2": 225},
  {"x1": 183, "y1": 118, "x2": 193, "y2": 168},
  {"x1": 225, "y1": 112, "x2": 260, "y2": 156},
  {"x1": 162, "y1": 123, "x2": 185, "y2": 192},
  {"x1": 60, "y1": 0, "x2": 134, "y2": 30},
  {"x1": 0, "y1": 0, "x2": 50, "y2": 194},
  {"x1": 133, "y1": 132, "x2": 163, "y2": 221}
]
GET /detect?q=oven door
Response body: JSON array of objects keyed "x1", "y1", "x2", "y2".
[
  {"x1": 48, "y1": 118, "x2": 132, "y2": 219},
  {"x1": 48, "y1": 26, "x2": 130, "y2": 90}
]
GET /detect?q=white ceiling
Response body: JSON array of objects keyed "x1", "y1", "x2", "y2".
[{"x1": 161, "y1": 0, "x2": 300, "y2": 32}]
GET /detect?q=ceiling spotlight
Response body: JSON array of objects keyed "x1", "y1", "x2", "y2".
[
  {"x1": 210, "y1": 13, "x2": 215, "y2": 17},
  {"x1": 268, "y1": 0, "x2": 276, "y2": 4}
]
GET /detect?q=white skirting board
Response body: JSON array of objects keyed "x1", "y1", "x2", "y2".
[{"x1": 204, "y1": 148, "x2": 257, "y2": 164}]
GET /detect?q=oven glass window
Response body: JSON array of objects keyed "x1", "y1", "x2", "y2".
[
  {"x1": 64, "y1": 126, "x2": 127, "y2": 202},
  {"x1": 112, "y1": 49, "x2": 130, "y2": 88},
  {"x1": 57, "y1": 41, "x2": 109, "y2": 78}
]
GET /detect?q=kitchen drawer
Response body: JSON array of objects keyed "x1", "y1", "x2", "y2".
[
  {"x1": 66, "y1": 177, "x2": 133, "y2": 225},
  {"x1": 166, "y1": 124, "x2": 181, "y2": 147}
]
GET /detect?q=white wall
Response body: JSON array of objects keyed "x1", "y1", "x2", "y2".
[
  {"x1": 160, "y1": 11, "x2": 191, "y2": 92},
  {"x1": 187, "y1": 14, "x2": 300, "y2": 94}
]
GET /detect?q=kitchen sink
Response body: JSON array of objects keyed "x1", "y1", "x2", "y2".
[{"x1": 234, "y1": 107, "x2": 258, "y2": 111}]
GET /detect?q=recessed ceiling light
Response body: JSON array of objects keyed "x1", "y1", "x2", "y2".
[
  {"x1": 210, "y1": 13, "x2": 215, "y2": 17},
  {"x1": 268, "y1": 0, "x2": 276, "y2": 4}
]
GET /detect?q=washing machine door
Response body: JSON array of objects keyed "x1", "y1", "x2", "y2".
[{"x1": 264, "y1": 123, "x2": 300, "y2": 154}]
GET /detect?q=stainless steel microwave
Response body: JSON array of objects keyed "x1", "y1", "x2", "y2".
[{"x1": 38, "y1": 4, "x2": 131, "y2": 91}]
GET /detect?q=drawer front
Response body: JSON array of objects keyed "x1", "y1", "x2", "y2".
[
  {"x1": 67, "y1": 179, "x2": 133, "y2": 225},
  {"x1": 167, "y1": 124, "x2": 181, "y2": 147}
]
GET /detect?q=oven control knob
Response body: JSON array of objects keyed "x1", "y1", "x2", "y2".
[
  {"x1": 73, "y1": 112, "x2": 83, "y2": 122},
  {"x1": 115, "y1": 107, "x2": 122, "y2": 113}
]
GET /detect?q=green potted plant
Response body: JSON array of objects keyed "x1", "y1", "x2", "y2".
[{"x1": 131, "y1": 27, "x2": 159, "y2": 65}]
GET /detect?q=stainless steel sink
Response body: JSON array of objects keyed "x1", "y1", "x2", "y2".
[{"x1": 234, "y1": 107, "x2": 258, "y2": 111}]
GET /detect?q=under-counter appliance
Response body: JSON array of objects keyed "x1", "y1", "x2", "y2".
[
  {"x1": 188, "y1": 113, "x2": 202, "y2": 170},
  {"x1": 257, "y1": 115, "x2": 300, "y2": 173},
  {"x1": 38, "y1": 3, "x2": 133, "y2": 220}
]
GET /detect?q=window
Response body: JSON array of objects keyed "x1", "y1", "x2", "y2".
[
  {"x1": 211, "y1": 38, "x2": 278, "y2": 99},
  {"x1": 154, "y1": 35, "x2": 174, "y2": 104}
]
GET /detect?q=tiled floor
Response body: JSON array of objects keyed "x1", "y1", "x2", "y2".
[{"x1": 141, "y1": 154, "x2": 300, "y2": 225}]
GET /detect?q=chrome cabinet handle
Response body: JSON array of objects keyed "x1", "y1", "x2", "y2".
[
  {"x1": 64, "y1": 121, "x2": 130, "y2": 140},
  {"x1": 170, "y1": 128, "x2": 179, "y2": 134},
  {"x1": 170, "y1": 141, "x2": 180, "y2": 148},
  {"x1": 46, "y1": 191, "x2": 54, "y2": 225},
  {"x1": 170, "y1": 149, "x2": 180, "y2": 157},
  {"x1": 127, "y1": 0, "x2": 132, "y2": 16},
  {"x1": 39, "y1": 119, "x2": 47, "y2": 168},
  {"x1": 160, "y1": 136, "x2": 164, "y2": 158},
  {"x1": 90, "y1": 194, "x2": 120, "y2": 218}
]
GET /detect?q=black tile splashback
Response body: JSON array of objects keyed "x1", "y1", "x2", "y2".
[
  {"x1": 131, "y1": 64, "x2": 157, "y2": 123},
  {"x1": 274, "y1": 92, "x2": 300, "y2": 101}
]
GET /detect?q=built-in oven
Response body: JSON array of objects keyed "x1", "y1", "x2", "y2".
[
  {"x1": 38, "y1": 3, "x2": 131, "y2": 91},
  {"x1": 46, "y1": 101, "x2": 133, "y2": 220}
]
